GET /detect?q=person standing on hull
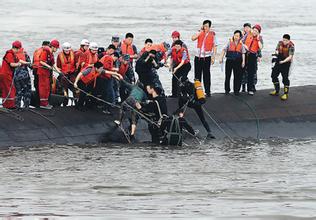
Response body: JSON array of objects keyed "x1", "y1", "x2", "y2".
[
  {"x1": 243, "y1": 24, "x2": 263, "y2": 96},
  {"x1": 191, "y1": 20, "x2": 218, "y2": 97},
  {"x1": 83, "y1": 42, "x2": 99, "y2": 69},
  {"x1": 56, "y1": 42, "x2": 77, "y2": 106},
  {"x1": 168, "y1": 40, "x2": 191, "y2": 97},
  {"x1": 0, "y1": 41, "x2": 30, "y2": 109},
  {"x1": 118, "y1": 33, "x2": 137, "y2": 84},
  {"x1": 118, "y1": 54, "x2": 135, "y2": 102},
  {"x1": 270, "y1": 34, "x2": 295, "y2": 101},
  {"x1": 74, "y1": 39, "x2": 89, "y2": 75},
  {"x1": 241, "y1": 23, "x2": 251, "y2": 93},
  {"x1": 98, "y1": 52, "x2": 122, "y2": 114},
  {"x1": 14, "y1": 46, "x2": 32, "y2": 110},
  {"x1": 37, "y1": 39, "x2": 60, "y2": 109},
  {"x1": 32, "y1": 40, "x2": 50, "y2": 107},
  {"x1": 219, "y1": 30, "x2": 246, "y2": 95},
  {"x1": 177, "y1": 79, "x2": 215, "y2": 139},
  {"x1": 111, "y1": 36, "x2": 120, "y2": 50}
]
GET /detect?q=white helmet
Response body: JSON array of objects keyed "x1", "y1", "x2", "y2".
[
  {"x1": 80, "y1": 39, "x2": 90, "y2": 46},
  {"x1": 62, "y1": 42, "x2": 72, "y2": 51},
  {"x1": 89, "y1": 42, "x2": 98, "y2": 51}
]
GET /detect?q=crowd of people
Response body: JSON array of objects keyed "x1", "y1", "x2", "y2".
[{"x1": 0, "y1": 20, "x2": 295, "y2": 144}]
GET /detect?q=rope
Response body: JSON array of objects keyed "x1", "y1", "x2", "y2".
[
  {"x1": 201, "y1": 106, "x2": 235, "y2": 143},
  {"x1": 230, "y1": 94, "x2": 260, "y2": 142}
]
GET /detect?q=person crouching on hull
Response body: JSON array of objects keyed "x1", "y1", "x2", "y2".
[
  {"x1": 270, "y1": 34, "x2": 295, "y2": 101},
  {"x1": 135, "y1": 85, "x2": 168, "y2": 144},
  {"x1": 219, "y1": 30, "x2": 246, "y2": 95}
]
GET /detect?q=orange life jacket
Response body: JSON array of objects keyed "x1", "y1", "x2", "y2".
[
  {"x1": 58, "y1": 50, "x2": 75, "y2": 74},
  {"x1": 16, "y1": 48, "x2": 27, "y2": 61},
  {"x1": 244, "y1": 33, "x2": 260, "y2": 54},
  {"x1": 197, "y1": 31, "x2": 215, "y2": 54},
  {"x1": 80, "y1": 67, "x2": 100, "y2": 85},
  {"x1": 33, "y1": 47, "x2": 44, "y2": 69},
  {"x1": 171, "y1": 47, "x2": 190, "y2": 65},
  {"x1": 226, "y1": 40, "x2": 243, "y2": 59},
  {"x1": 99, "y1": 55, "x2": 113, "y2": 79},
  {"x1": 85, "y1": 50, "x2": 98, "y2": 67},
  {"x1": 120, "y1": 40, "x2": 136, "y2": 56},
  {"x1": 278, "y1": 41, "x2": 294, "y2": 59},
  {"x1": 118, "y1": 61, "x2": 129, "y2": 77}
]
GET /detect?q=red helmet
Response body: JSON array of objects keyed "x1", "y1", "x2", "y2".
[
  {"x1": 171, "y1": 31, "x2": 180, "y2": 38},
  {"x1": 253, "y1": 24, "x2": 262, "y2": 33},
  {"x1": 50, "y1": 39, "x2": 60, "y2": 48},
  {"x1": 12, "y1": 40, "x2": 22, "y2": 49}
]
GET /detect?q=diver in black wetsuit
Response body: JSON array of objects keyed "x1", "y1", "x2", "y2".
[{"x1": 177, "y1": 79, "x2": 215, "y2": 139}]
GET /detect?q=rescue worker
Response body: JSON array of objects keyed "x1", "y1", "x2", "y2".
[
  {"x1": 74, "y1": 61, "x2": 104, "y2": 109},
  {"x1": 84, "y1": 42, "x2": 99, "y2": 69},
  {"x1": 0, "y1": 41, "x2": 30, "y2": 109},
  {"x1": 114, "y1": 80, "x2": 147, "y2": 142},
  {"x1": 32, "y1": 40, "x2": 50, "y2": 107},
  {"x1": 242, "y1": 24, "x2": 263, "y2": 96},
  {"x1": 168, "y1": 40, "x2": 191, "y2": 97},
  {"x1": 118, "y1": 33, "x2": 137, "y2": 88},
  {"x1": 111, "y1": 35, "x2": 120, "y2": 50},
  {"x1": 136, "y1": 84, "x2": 168, "y2": 144},
  {"x1": 56, "y1": 42, "x2": 77, "y2": 106},
  {"x1": 139, "y1": 38, "x2": 153, "y2": 57},
  {"x1": 270, "y1": 34, "x2": 295, "y2": 100},
  {"x1": 135, "y1": 49, "x2": 164, "y2": 94},
  {"x1": 219, "y1": 30, "x2": 246, "y2": 95},
  {"x1": 118, "y1": 54, "x2": 134, "y2": 102},
  {"x1": 241, "y1": 23, "x2": 251, "y2": 93},
  {"x1": 37, "y1": 39, "x2": 60, "y2": 109},
  {"x1": 191, "y1": 20, "x2": 218, "y2": 97},
  {"x1": 74, "y1": 39, "x2": 89, "y2": 73},
  {"x1": 171, "y1": 31, "x2": 188, "y2": 49},
  {"x1": 98, "y1": 52, "x2": 122, "y2": 114},
  {"x1": 177, "y1": 79, "x2": 215, "y2": 139},
  {"x1": 14, "y1": 47, "x2": 32, "y2": 109}
]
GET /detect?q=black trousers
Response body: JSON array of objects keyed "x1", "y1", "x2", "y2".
[
  {"x1": 246, "y1": 53, "x2": 258, "y2": 92},
  {"x1": 225, "y1": 58, "x2": 243, "y2": 93},
  {"x1": 194, "y1": 56, "x2": 211, "y2": 95},
  {"x1": 77, "y1": 81, "x2": 94, "y2": 107},
  {"x1": 172, "y1": 62, "x2": 191, "y2": 96},
  {"x1": 33, "y1": 69, "x2": 40, "y2": 107},
  {"x1": 271, "y1": 62, "x2": 291, "y2": 88}
]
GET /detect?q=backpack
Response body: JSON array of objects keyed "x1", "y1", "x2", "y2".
[{"x1": 164, "y1": 116, "x2": 182, "y2": 146}]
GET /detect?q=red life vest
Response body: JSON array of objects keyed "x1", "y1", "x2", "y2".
[
  {"x1": 118, "y1": 61, "x2": 129, "y2": 77},
  {"x1": 171, "y1": 47, "x2": 190, "y2": 65},
  {"x1": 278, "y1": 41, "x2": 294, "y2": 58},
  {"x1": 120, "y1": 40, "x2": 136, "y2": 56},
  {"x1": 58, "y1": 50, "x2": 75, "y2": 74},
  {"x1": 197, "y1": 31, "x2": 215, "y2": 54},
  {"x1": 226, "y1": 40, "x2": 243, "y2": 60},
  {"x1": 99, "y1": 55, "x2": 113, "y2": 79},
  {"x1": 244, "y1": 33, "x2": 260, "y2": 54},
  {"x1": 16, "y1": 48, "x2": 27, "y2": 62},
  {"x1": 85, "y1": 50, "x2": 98, "y2": 68},
  {"x1": 74, "y1": 48, "x2": 87, "y2": 70},
  {"x1": 1, "y1": 49, "x2": 18, "y2": 76},
  {"x1": 33, "y1": 47, "x2": 44, "y2": 69},
  {"x1": 80, "y1": 67, "x2": 100, "y2": 85}
]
